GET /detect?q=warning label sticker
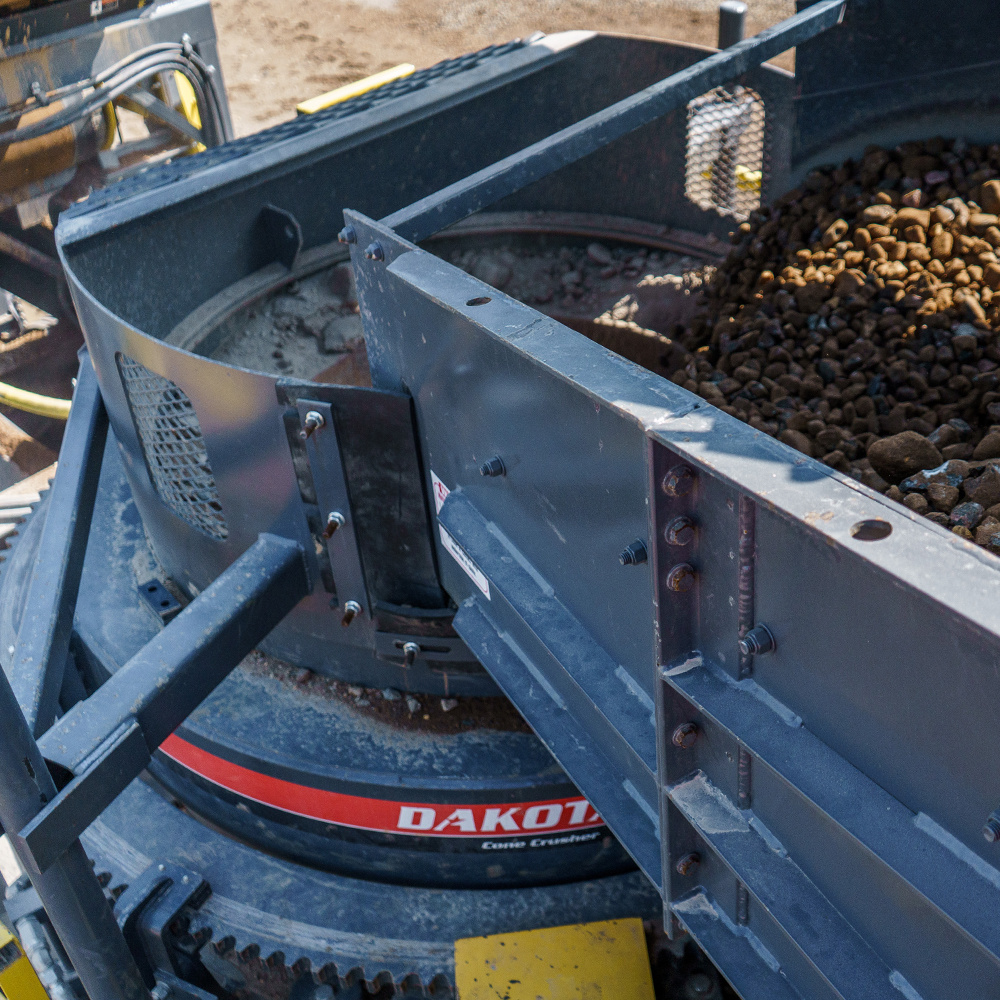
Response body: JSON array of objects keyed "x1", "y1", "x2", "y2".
[
  {"x1": 439, "y1": 524, "x2": 490, "y2": 600},
  {"x1": 430, "y1": 470, "x2": 450, "y2": 514},
  {"x1": 429, "y1": 471, "x2": 490, "y2": 600}
]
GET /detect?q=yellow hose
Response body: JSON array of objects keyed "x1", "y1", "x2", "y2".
[{"x1": 0, "y1": 380, "x2": 71, "y2": 419}]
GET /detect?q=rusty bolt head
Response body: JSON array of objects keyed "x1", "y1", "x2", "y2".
[
  {"x1": 323, "y1": 511, "x2": 346, "y2": 539},
  {"x1": 364, "y1": 241, "x2": 385, "y2": 261},
  {"x1": 662, "y1": 464, "x2": 696, "y2": 497},
  {"x1": 341, "y1": 600, "x2": 362, "y2": 626},
  {"x1": 675, "y1": 852, "x2": 701, "y2": 876},
  {"x1": 672, "y1": 721, "x2": 699, "y2": 749},
  {"x1": 665, "y1": 516, "x2": 696, "y2": 546},
  {"x1": 300, "y1": 410, "x2": 325, "y2": 439},
  {"x1": 666, "y1": 563, "x2": 695, "y2": 593}
]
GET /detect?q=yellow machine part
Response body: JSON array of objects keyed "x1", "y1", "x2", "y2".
[
  {"x1": 454, "y1": 917, "x2": 656, "y2": 1000},
  {"x1": 173, "y1": 72, "x2": 205, "y2": 153},
  {"x1": 296, "y1": 63, "x2": 415, "y2": 116},
  {"x1": 0, "y1": 924, "x2": 48, "y2": 1000}
]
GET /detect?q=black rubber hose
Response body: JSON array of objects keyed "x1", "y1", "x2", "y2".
[{"x1": 0, "y1": 51, "x2": 228, "y2": 148}]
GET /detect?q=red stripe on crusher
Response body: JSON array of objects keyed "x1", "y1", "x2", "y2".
[{"x1": 159, "y1": 734, "x2": 604, "y2": 838}]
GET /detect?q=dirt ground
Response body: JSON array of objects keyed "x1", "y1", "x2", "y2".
[{"x1": 210, "y1": 0, "x2": 796, "y2": 137}]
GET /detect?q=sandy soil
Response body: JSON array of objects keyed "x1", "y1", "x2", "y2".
[{"x1": 210, "y1": 0, "x2": 796, "y2": 137}]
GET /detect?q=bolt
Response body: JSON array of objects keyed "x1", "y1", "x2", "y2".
[
  {"x1": 300, "y1": 410, "x2": 325, "y2": 439},
  {"x1": 738, "y1": 623, "x2": 776, "y2": 657},
  {"x1": 675, "y1": 852, "x2": 701, "y2": 876},
  {"x1": 341, "y1": 600, "x2": 362, "y2": 626},
  {"x1": 364, "y1": 241, "x2": 384, "y2": 261},
  {"x1": 402, "y1": 641, "x2": 420, "y2": 667},
  {"x1": 666, "y1": 563, "x2": 696, "y2": 593},
  {"x1": 984, "y1": 812, "x2": 1000, "y2": 843},
  {"x1": 672, "y1": 722, "x2": 699, "y2": 749},
  {"x1": 338, "y1": 225, "x2": 357, "y2": 244},
  {"x1": 479, "y1": 455, "x2": 506, "y2": 477},
  {"x1": 151, "y1": 983, "x2": 172, "y2": 1000},
  {"x1": 662, "y1": 464, "x2": 696, "y2": 498},
  {"x1": 323, "y1": 511, "x2": 346, "y2": 539},
  {"x1": 665, "y1": 516, "x2": 696, "y2": 546},
  {"x1": 620, "y1": 540, "x2": 648, "y2": 566}
]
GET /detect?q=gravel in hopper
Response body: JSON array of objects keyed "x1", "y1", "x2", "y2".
[{"x1": 674, "y1": 137, "x2": 1000, "y2": 553}]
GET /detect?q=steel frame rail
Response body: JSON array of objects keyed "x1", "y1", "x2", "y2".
[{"x1": 0, "y1": 357, "x2": 310, "y2": 1000}]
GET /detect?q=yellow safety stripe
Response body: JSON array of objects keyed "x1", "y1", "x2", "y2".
[{"x1": 296, "y1": 63, "x2": 415, "y2": 116}]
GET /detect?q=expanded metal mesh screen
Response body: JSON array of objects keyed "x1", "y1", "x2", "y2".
[
  {"x1": 685, "y1": 84, "x2": 765, "y2": 221},
  {"x1": 117, "y1": 354, "x2": 228, "y2": 540}
]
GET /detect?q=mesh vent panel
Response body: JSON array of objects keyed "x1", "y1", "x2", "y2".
[
  {"x1": 117, "y1": 354, "x2": 228, "y2": 540},
  {"x1": 685, "y1": 85, "x2": 765, "y2": 221}
]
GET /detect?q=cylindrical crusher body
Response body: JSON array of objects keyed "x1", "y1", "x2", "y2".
[
  {"x1": 29, "y1": 30, "x2": 781, "y2": 992},
  {"x1": 33, "y1": 6, "x2": 1000, "y2": 998}
]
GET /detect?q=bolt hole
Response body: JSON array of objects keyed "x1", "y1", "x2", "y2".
[
  {"x1": 850, "y1": 519, "x2": 892, "y2": 541},
  {"x1": 147, "y1": 585, "x2": 156, "y2": 592},
  {"x1": 161, "y1": 600, "x2": 170, "y2": 607},
  {"x1": 466, "y1": 296, "x2": 491, "y2": 306}
]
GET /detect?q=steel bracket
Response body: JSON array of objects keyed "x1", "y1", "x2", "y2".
[
  {"x1": 294, "y1": 399, "x2": 370, "y2": 617},
  {"x1": 114, "y1": 862, "x2": 211, "y2": 988}
]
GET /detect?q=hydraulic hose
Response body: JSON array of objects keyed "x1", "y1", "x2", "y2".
[
  {"x1": 0, "y1": 381, "x2": 71, "y2": 419},
  {"x1": 0, "y1": 42, "x2": 231, "y2": 149}
]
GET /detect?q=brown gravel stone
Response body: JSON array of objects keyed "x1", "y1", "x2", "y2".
[
  {"x1": 867, "y1": 432, "x2": 943, "y2": 484},
  {"x1": 981, "y1": 180, "x2": 1000, "y2": 215},
  {"x1": 973, "y1": 432, "x2": 1000, "y2": 460},
  {"x1": 779, "y1": 429, "x2": 813, "y2": 457},
  {"x1": 967, "y1": 465, "x2": 1000, "y2": 508},
  {"x1": 976, "y1": 516, "x2": 1000, "y2": 544},
  {"x1": 903, "y1": 493, "x2": 929, "y2": 514},
  {"x1": 927, "y1": 481, "x2": 960, "y2": 512}
]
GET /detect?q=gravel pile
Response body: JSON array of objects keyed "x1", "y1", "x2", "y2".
[{"x1": 675, "y1": 137, "x2": 1000, "y2": 551}]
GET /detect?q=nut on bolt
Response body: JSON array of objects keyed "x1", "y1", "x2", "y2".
[
  {"x1": 983, "y1": 810, "x2": 1000, "y2": 843},
  {"x1": 402, "y1": 641, "x2": 420, "y2": 667},
  {"x1": 672, "y1": 722, "x2": 699, "y2": 749},
  {"x1": 620, "y1": 540, "x2": 648, "y2": 566},
  {"x1": 364, "y1": 241, "x2": 384, "y2": 261},
  {"x1": 675, "y1": 852, "x2": 701, "y2": 876},
  {"x1": 665, "y1": 516, "x2": 696, "y2": 546},
  {"x1": 479, "y1": 455, "x2": 506, "y2": 477},
  {"x1": 666, "y1": 563, "x2": 696, "y2": 592},
  {"x1": 340, "y1": 600, "x2": 362, "y2": 627},
  {"x1": 338, "y1": 225, "x2": 357, "y2": 244},
  {"x1": 662, "y1": 464, "x2": 696, "y2": 497},
  {"x1": 323, "y1": 511, "x2": 346, "y2": 539},
  {"x1": 738, "y1": 623, "x2": 775, "y2": 657},
  {"x1": 300, "y1": 410, "x2": 325, "y2": 439}
]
